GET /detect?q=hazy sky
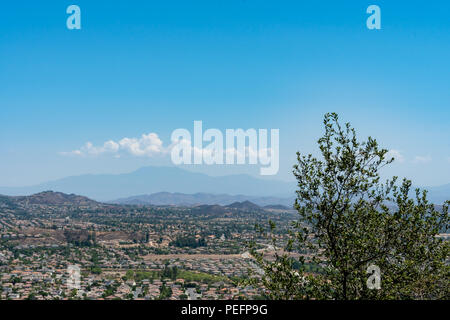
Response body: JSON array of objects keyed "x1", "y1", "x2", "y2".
[{"x1": 1, "y1": 1, "x2": 449, "y2": 187}]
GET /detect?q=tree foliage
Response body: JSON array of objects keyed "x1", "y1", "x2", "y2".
[{"x1": 249, "y1": 113, "x2": 449, "y2": 300}]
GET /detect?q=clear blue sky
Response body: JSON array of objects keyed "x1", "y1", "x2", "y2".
[{"x1": 1, "y1": 1, "x2": 449, "y2": 187}]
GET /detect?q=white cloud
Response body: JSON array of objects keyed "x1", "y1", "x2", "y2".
[
  {"x1": 59, "y1": 149, "x2": 83, "y2": 156},
  {"x1": 386, "y1": 149, "x2": 405, "y2": 163},
  {"x1": 62, "y1": 131, "x2": 276, "y2": 168},
  {"x1": 61, "y1": 133, "x2": 165, "y2": 158},
  {"x1": 413, "y1": 155, "x2": 432, "y2": 164},
  {"x1": 83, "y1": 140, "x2": 120, "y2": 155},
  {"x1": 118, "y1": 133, "x2": 164, "y2": 156}
]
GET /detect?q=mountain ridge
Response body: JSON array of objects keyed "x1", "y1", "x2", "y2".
[
  {"x1": 111, "y1": 191, "x2": 295, "y2": 207},
  {"x1": 0, "y1": 166, "x2": 296, "y2": 201},
  {"x1": 0, "y1": 166, "x2": 448, "y2": 205}
]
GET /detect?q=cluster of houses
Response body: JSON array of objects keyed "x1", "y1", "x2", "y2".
[
  {"x1": 0, "y1": 267, "x2": 262, "y2": 300},
  {"x1": 0, "y1": 243, "x2": 264, "y2": 300}
]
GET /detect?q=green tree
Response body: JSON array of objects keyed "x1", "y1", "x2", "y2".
[
  {"x1": 69, "y1": 288, "x2": 78, "y2": 298},
  {"x1": 249, "y1": 113, "x2": 449, "y2": 300},
  {"x1": 158, "y1": 283, "x2": 172, "y2": 299}
]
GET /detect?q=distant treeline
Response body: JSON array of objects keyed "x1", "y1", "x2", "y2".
[{"x1": 169, "y1": 236, "x2": 207, "y2": 248}]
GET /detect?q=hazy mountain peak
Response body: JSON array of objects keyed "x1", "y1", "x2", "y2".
[{"x1": 0, "y1": 166, "x2": 296, "y2": 201}]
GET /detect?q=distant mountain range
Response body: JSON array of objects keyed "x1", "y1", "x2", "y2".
[
  {"x1": 424, "y1": 183, "x2": 450, "y2": 205},
  {"x1": 0, "y1": 166, "x2": 296, "y2": 202},
  {"x1": 0, "y1": 166, "x2": 448, "y2": 205},
  {"x1": 0, "y1": 191, "x2": 293, "y2": 217},
  {"x1": 112, "y1": 192, "x2": 294, "y2": 207},
  {"x1": 0, "y1": 190, "x2": 445, "y2": 219}
]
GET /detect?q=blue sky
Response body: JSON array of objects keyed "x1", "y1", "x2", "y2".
[{"x1": 0, "y1": 1, "x2": 449, "y2": 187}]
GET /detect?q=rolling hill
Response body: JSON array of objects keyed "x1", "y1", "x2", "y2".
[
  {"x1": 112, "y1": 192, "x2": 295, "y2": 207},
  {"x1": 0, "y1": 191, "x2": 102, "y2": 209}
]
